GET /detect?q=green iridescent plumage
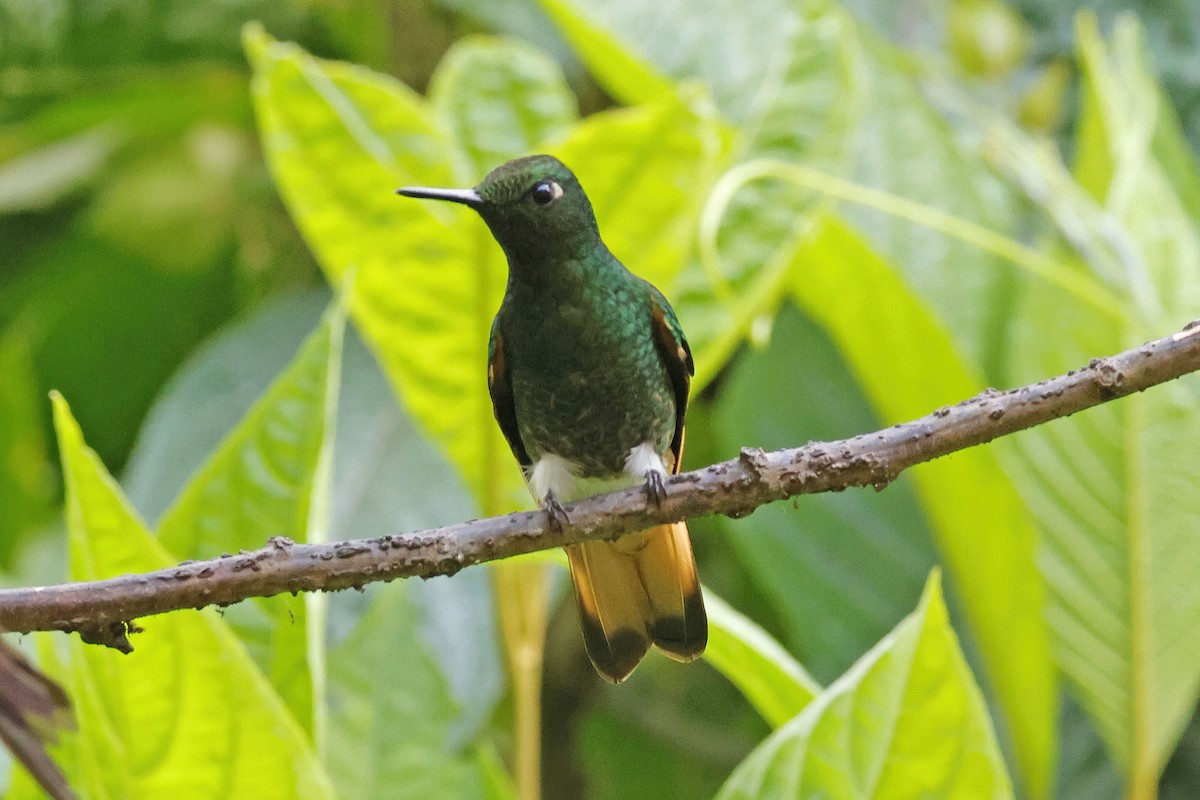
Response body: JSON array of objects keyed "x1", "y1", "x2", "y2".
[{"x1": 398, "y1": 154, "x2": 705, "y2": 682}]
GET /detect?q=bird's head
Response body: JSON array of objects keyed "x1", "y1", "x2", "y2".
[{"x1": 398, "y1": 154, "x2": 602, "y2": 267}]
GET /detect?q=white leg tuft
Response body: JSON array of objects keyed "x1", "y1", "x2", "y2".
[
  {"x1": 625, "y1": 441, "x2": 668, "y2": 482},
  {"x1": 527, "y1": 454, "x2": 581, "y2": 505}
]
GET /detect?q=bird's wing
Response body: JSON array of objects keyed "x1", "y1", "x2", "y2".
[
  {"x1": 487, "y1": 321, "x2": 531, "y2": 468},
  {"x1": 645, "y1": 284, "x2": 694, "y2": 473}
]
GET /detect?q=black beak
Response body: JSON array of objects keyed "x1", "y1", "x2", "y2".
[{"x1": 395, "y1": 186, "x2": 483, "y2": 208}]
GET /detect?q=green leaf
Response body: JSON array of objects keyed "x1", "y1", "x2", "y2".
[
  {"x1": 428, "y1": 35, "x2": 578, "y2": 179},
  {"x1": 710, "y1": 304, "x2": 937, "y2": 683},
  {"x1": 151, "y1": 303, "x2": 343, "y2": 732},
  {"x1": 326, "y1": 581, "x2": 497, "y2": 800},
  {"x1": 537, "y1": 0, "x2": 795, "y2": 123},
  {"x1": 996, "y1": 16, "x2": 1200, "y2": 790},
  {"x1": 156, "y1": 302, "x2": 342, "y2": 553},
  {"x1": 247, "y1": 29, "x2": 723, "y2": 511},
  {"x1": 0, "y1": 336, "x2": 54, "y2": 566},
  {"x1": 535, "y1": 0, "x2": 675, "y2": 108},
  {"x1": 686, "y1": 4, "x2": 862, "y2": 388},
  {"x1": 716, "y1": 572, "x2": 1014, "y2": 800},
  {"x1": 789, "y1": 218, "x2": 1055, "y2": 800},
  {"x1": 704, "y1": 590, "x2": 821, "y2": 729},
  {"x1": 123, "y1": 289, "x2": 330, "y2": 523},
  {"x1": 49, "y1": 394, "x2": 336, "y2": 799},
  {"x1": 1074, "y1": 15, "x2": 1200, "y2": 324},
  {"x1": 553, "y1": 91, "x2": 726, "y2": 294},
  {"x1": 247, "y1": 26, "x2": 522, "y2": 511}
]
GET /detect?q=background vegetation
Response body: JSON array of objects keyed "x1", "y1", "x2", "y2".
[{"x1": 2, "y1": 0, "x2": 1199, "y2": 798}]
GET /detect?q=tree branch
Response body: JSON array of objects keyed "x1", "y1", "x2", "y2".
[{"x1": 2, "y1": 321, "x2": 1199, "y2": 650}]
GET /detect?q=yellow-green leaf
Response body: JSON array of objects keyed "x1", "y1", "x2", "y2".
[
  {"x1": 50, "y1": 393, "x2": 335, "y2": 800},
  {"x1": 790, "y1": 217, "x2": 1055, "y2": 800},
  {"x1": 247, "y1": 26, "x2": 520, "y2": 511},
  {"x1": 553, "y1": 91, "x2": 727, "y2": 293},
  {"x1": 704, "y1": 591, "x2": 821, "y2": 729},
  {"x1": 153, "y1": 304, "x2": 343, "y2": 732},
  {"x1": 429, "y1": 36, "x2": 578, "y2": 179},
  {"x1": 717, "y1": 572, "x2": 1013, "y2": 799},
  {"x1": 536, "y1": 0, "x2": 675, "y2": 108}
]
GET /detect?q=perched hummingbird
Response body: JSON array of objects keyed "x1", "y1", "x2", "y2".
[{"x1": 398, "y1": 154, "x2": 706, "y2": 682}]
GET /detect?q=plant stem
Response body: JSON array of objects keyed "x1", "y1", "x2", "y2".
[{"x1": 493, "y1": 560, "x2": 546, "y2": 800}]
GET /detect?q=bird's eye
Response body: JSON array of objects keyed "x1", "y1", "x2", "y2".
[{"x1": 530, "y1": 180, "x2": 563, "y2": 206}]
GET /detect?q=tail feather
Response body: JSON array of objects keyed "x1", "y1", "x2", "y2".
[
  {"x1": 633, "y1": 522, "x2": 707, "y2": 663},
  {"x1": 565, "y1": 542, "x2": 650, "y2": 682},
  {"x1": 565, "y1": 522, "x2": 706, "y2": 683}
]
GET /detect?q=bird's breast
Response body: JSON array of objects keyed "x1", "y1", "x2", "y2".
[{"x1": 505, "y1": 302, "x2": 674, "y2": 478}]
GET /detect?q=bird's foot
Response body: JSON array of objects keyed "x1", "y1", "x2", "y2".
[
  {"x1": 544, "y1": 492, "x2": 571, "y2": 534},
  {"x1": 645, "y1": 470, "x2": 668, "y2": 508}
]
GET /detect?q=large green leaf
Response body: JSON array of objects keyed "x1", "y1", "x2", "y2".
[
  {"x1": 711, "y1": 304, "x2": 937, "y2": 683},
  {"x1": 789, "y1": 218, "x2": 1055, "y2": 799},
  {"x1": 246, "y1": 25, "x2": 506, "y2": 506},
  {"x1": 552, "y1": 90, "x2": 725, "y2": 295},
  {"x1": 247, "y1": 29, "x2": 721, "y2": 513},
  {"x1": 537, "y1": 0, "x2": 794, "y2": 124},
  {"x1": 536, "y1": 0, "x2": 674, "y2": 107},
  {"x1": 123, "y1": 290, "x2": 331, "y2": 523},
  {"x1": 148, "y1": 303, "x2": 342, "y2": 732},
  {"x1": 999, "y1": 18, "x2": 1200, "y2": 791},
  {"x1": 428, "y1": 36, "x2": 578, "y2": 179},
  {"x1": 48, "y1": 394, "x2": 335, "y2": 799},
  {"x1": 703, "y1": 591, "x2": 821, "y2": 729},
  {"x1": 716, "y1": 572, "x2": 1013, "y2": 800},
  {"x1": 326, "y1": 581, "x2": 501, "y2": 800}
]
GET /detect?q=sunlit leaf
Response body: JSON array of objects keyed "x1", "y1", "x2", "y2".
[
  {"x1": 150, "y1": 303, "x2": 343, "y2": 732},
  {"x1": 553, "y1": 91, "x2": 726, "y2": 294},
  {"x1": 704, "y1": 590, "x2": 821, "y2": 729},
  {"x1": 994, "y1": 19, "x2": 1200, "y2": 792},
  {"x1": 710, "y1": 302, "x2": 938, "y2": 682},
  {"x1": 716, "y1": 572, "x2": 1013, "y2": 800},
  {"x1": 788, "y1": 217, "x2": 1055, "y2": 800},
  {"x1": 247, "y1": 27, "x2": 531, "y2": 511},
  {"x1": 537, "y1": 0, "x2": 794, "y2": 123},
  {"x1": 428, "y1": 35, "x2": 578, "y2": 179},
  {"x1": 49, "y1": 394, "x2": 335, "y2": 799},
  {"x1": 536, "y1": 0, "x2": 676, "y2": 107}
]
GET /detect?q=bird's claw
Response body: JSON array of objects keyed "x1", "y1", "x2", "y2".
[
  {"x1": 645, "y1": 470, "x2": 668, "y2": 508},
  {"x1": 545, "y1": 493, "x2": 570, "y2": 534}
]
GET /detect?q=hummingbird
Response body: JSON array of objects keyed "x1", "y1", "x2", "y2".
[{"x1": 398, "y1": 154, "x2": 706, "y2": 682}]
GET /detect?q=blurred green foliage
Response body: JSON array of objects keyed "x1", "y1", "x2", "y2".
[{"x1": 2, "y1": 1, "x2": 1200, "y2": 799}]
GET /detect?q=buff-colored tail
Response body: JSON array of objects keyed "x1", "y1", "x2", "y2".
[{"x1": 565, "y1": 521, "x2": 706, "y2": 683}]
